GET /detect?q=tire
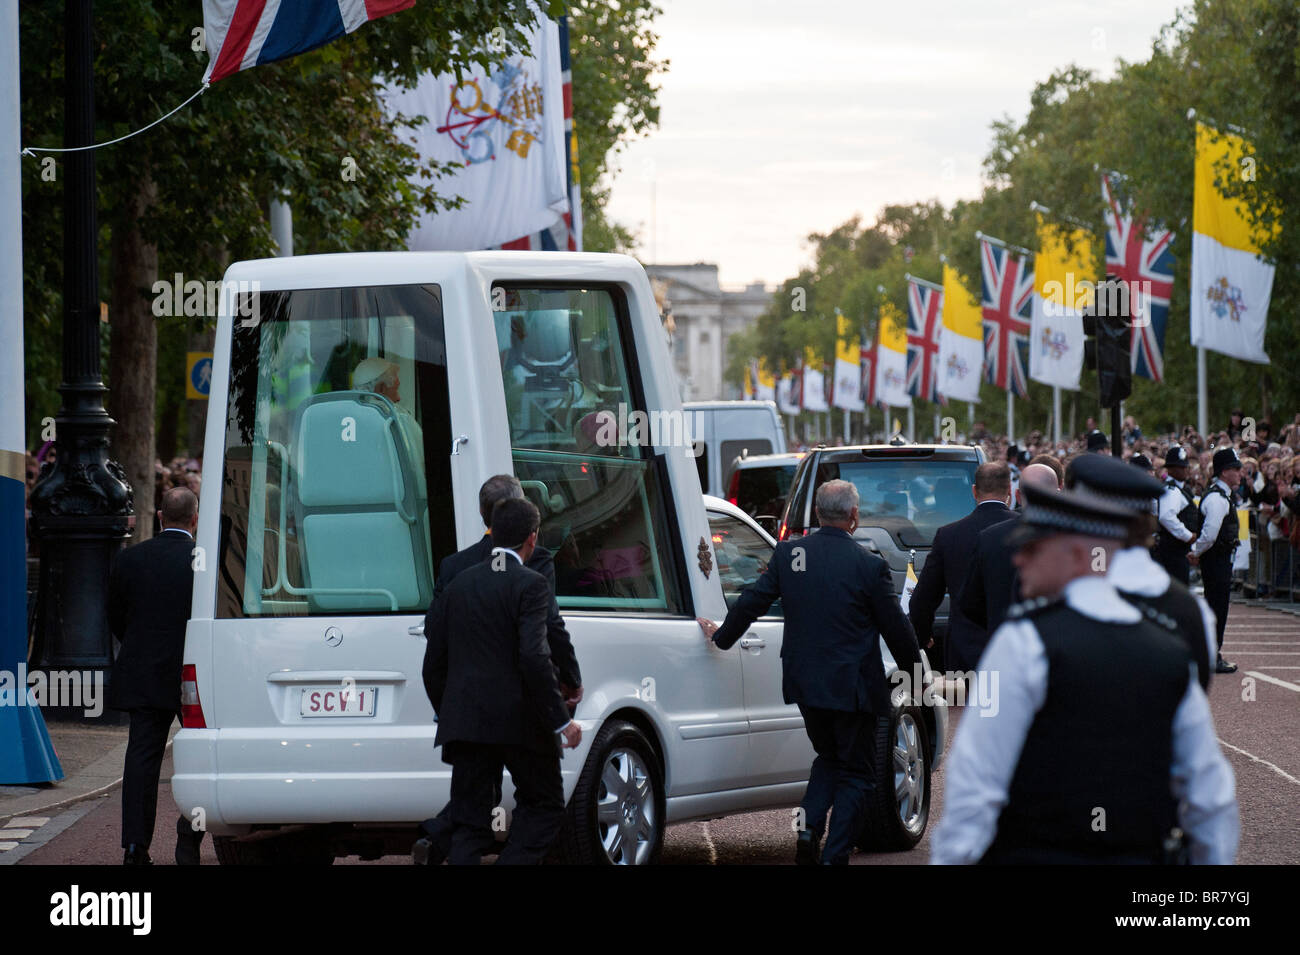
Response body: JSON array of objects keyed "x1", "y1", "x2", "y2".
[
  {"x1": 858, "y1": 702, "x2": 931, "y2": 852},
  {"x1": 553, "y1": 720, "x2": 664, "y2": 865},
  {"x1": 213, "y1": 828, "x2": 335, "y2": 865}
]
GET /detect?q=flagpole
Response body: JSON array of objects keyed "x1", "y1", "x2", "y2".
[
  {"x1": 1053, "y1": 386, "x2": 1061, "y2": 445},
  {"x1": 1197, "y1": 346, "x2": 1208, "y2": 436},
  {"x1": 934, "y1": 412, "x2": 941, "y2": 443},
  {"x1": 843, "y1": 408, "x2": 848, "y2": 443},
  {"x1": 907, "y1": 404, "x2": 915, "y2": 442},
  {"x1": 1006, "y1": 389, "x2": 1014, "y2": 442},
  {"x1": 974, "y1": 230, "x2": 1034, "y2": 258}
]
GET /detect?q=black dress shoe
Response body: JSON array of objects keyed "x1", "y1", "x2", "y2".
[
  {"x1": 123, "y1": 845, "x2": 153, "y2": 866},
  {"x1": 175, "y1": 816, "x2": 203, "y2": 865},
  {"x1": 794, "y1": 831, "x2": 820, "y2": 866},
  {"x1": 1216, "y1": 655, "x2": 1238, "y2": 674},
  {"x1": 412, "y1": 837, "x2": 445, "y2": 865}
]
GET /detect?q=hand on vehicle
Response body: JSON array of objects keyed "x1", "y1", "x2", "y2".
[
  {"x1": 697, "y1": 617, "x2": 719, "y2": 644},
  {"x1": 562, "y1": 684, "x2": 584, "y2": 713},
  {"x1": 560, "y1": 720, "x2": 582, "y2": 749}
]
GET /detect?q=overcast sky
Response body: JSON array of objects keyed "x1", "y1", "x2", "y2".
[{"x1": 604, "y1": 0, "x2": 1187, "y2": 288}]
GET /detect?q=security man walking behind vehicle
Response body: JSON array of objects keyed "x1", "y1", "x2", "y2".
[
  {"x1": 932, "y1": 483, "x2": 1238, "y2": 864},
  {"x1": 414, "y1": 475, "x2": 582, "y2": 864},
  {"x1": 107, "y1": 487, "x2": 206, "y2": 865},
  {"x1": 909, "y1": 462, "x2": 1014, "y2": 672},
  {"x1": 1154, "y1": 446, "x2": 1199, "y2": 585},
  {"x1": 422, "y1": 498, "x2": 582, "y2": 865},
  {"x1": 1190, "y1": 449, "x2": 1243, "y2": 674},
  {"x1": 697, "y1": 480, "x2": 922, "y2": 865}
]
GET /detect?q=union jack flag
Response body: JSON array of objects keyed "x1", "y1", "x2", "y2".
[
  {"x1": 202, "y1": 0, "x2": 415, "y2": 84},
  {"x1": 860, "y1": 343, "x2": 875, "y2": 408},
  {"x1": 1101, "y1": 173, "x2": 1175, "y2": 382},
  {"x1": 979, "y1": 238, "x2": 1033, "y2": 398},
  {"x1": 906, "y1": 279, "x2": 944, "y2": 404}
]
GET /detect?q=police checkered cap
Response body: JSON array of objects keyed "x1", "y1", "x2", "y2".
[
  {"x1": 1066, "y1": 452, "x2": 1163, "y2": 514},
  {"x1": 1012, "y1": 482, "x2": 1134, "y2": 546}
]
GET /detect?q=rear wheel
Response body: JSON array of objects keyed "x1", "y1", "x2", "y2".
[
  {"x1": 858, "y1": 703, "x2": 931, "y2": 851},
  {"x1": 213, "y1": 828, "x2": 334, "y2": 865},
  {"x1": 553, "y1": 720, "x2": 664, "y2": 865}
]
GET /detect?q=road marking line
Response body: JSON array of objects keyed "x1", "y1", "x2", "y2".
[
  {"x1": 700, "y1": 821, "x2": 717, "y2": 865},
  {"x1": 1223, "y1": 642, "x2": 1300, "y2": 645},
  {"x1": 0, "y1": 829, "x2": 32, "y2": 839},
  {"x1": 1217, "y1": 738, "x2": 1300, "y2": 787},
  {"x1": 1244, "y1": 671, "x2": 1300, "y2": 693},
  {"x1": 5, "y1": 817, "x2": 49, "y2": 828}
]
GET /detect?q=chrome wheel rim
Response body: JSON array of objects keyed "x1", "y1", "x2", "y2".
[
  {"x1": 596, "y1": 748, "x2": 656, "y2": 865},
  {"x1": 893, "y1": 713, "x2": 926, "y2": 834}
]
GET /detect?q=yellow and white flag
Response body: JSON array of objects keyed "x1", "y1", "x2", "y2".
[
  {"x1": 756, "y1": 359, "x2": 776, "y2": 402},
  {"x1": 937, "y1": 265, "x2": 983, "y2": 402},
  {"x1": 1191, "y1": 122, "x2": 1276, "y2": 364},
  {"x1": 874, "y1": 302, "x2": 911, "y2": 408},
  {"x1": 1030, "y1": 215, "x2": 1095, "y2": 390},
  {"x1": 833, "y1": 311, "x2": 865, "y2": 411},
  {"x1": 899, "y1": 556, "x2": 919, "y2": 613},
  {"x1": 802, "y1": 346, "x2": 829, "y2": 412}
]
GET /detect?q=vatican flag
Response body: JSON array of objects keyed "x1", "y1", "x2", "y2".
[
  {"x1": 1030, "y1": 216, "x2": 1094, "y2": 390},
  {"x1": 802, "y1": 347, "x2": 829, "y2": 412},
  {"x1": 899, "y1": 555, "x2": 919, "y2": 613},
  {"x1": 756, "y1": 359, "x2": 777, "y2": 402},
  {"x1": 874, "y1": 302, "x2": 911, "y2": 408},
  {"x1": 833, "y1": 311, "x2": 865, "y2": 411},
  {"x1": 937, "y1": 265, "x2": 982, "y2": 402},
  {"x1": 1190, "y1": 122, "x2": 1275, "y2": 364}
]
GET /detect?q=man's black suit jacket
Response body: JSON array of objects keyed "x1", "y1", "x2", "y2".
[
  {"x1": 422, "y1": 557, "x2": 570, "y2": 754},
  {"x1": 433, "y1": 534, "x2": 580, "y2": 690},
  {"x1": 107, "y1": 529, "x2": 195, "y2": 712},
  {"x1": 957, "y1": 513, "x2": 1023, "y2": 649},
  {"x1": 909, "y1": 500, "x2": 1013, "y2": 672},
  {"x1": 711, "y1": 526, "x2": 921, "y2": 715}
]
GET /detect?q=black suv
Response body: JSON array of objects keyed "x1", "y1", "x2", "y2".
[{"x1": 778, "y1": 443, "x2": 987, "y2": 631}]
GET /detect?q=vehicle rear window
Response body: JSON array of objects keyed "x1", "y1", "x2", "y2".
[
  {"x1": 217, "y1": 284, "x2": 453, "y2": 617},
  {"x1": 736, "y1": 465, "x2": 795, "y2": 518},
  {"x1": 810, "y1": 459, "x2": 976, "y2": 548},
  {"x1": 720, "y1": 438, "x2": 772, "y2": 483}
]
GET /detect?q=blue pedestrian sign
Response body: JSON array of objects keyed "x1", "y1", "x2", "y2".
[{"x1": 187, "y1": 352, "x2": 213, "y2": 400}]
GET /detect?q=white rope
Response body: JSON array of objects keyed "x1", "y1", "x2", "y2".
[{"x1": 21, "y1": 83, "x2": 209, "y2": 156}]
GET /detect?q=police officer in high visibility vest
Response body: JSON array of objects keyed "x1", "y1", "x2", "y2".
[
  {"x1": 1066, "y1": 453, "x2": 1217, "y2": 690},
  {"x1": 1189, "y1": 449, "x2": 1243, "y2": 674},
  {"x1": 1153, "y1": 446, "x2": 1199, "y2": 585},
  {"x1": 932, "y1": 482, "x2": 1238, "y2": 865}
]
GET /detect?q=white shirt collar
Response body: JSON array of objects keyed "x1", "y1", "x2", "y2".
[
  {"x1": 976, "y1": 499, "x2": 1009, "y2": 509},
  {"x1": 1212, "y1": 477, "x2": 1231, "y2": 495},
  {"x1": 1063, "y1": 575, "x2": 1141, "y2": 623},
  {"x1": 161, "y1": 527, "x2": 194, "y2": 540},
  {"x1": 1107, "y1": 546, "x2": 1169, "y2": 598},
  {"x1": 490, "y1": 546, "x2": 524, "y2": 565}
]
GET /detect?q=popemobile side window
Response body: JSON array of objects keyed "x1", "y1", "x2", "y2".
[
  {"x1": 493, "y1": 285, "x2": 684, "y2": 614},
  {"x1": 707, "y1": 511, "x2": 781, "y2": 616},
  {"x1": 217, "y1": 285, "x2": 455, "y2": 618}
]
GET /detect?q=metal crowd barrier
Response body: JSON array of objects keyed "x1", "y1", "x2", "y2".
[{"x1": 1239, "y1": 506, "x2": 1297, "y2": 603}]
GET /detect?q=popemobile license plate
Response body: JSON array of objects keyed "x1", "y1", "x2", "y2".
[{"x1": 300, "y1": 686, "x2": 377, "y2": 718}]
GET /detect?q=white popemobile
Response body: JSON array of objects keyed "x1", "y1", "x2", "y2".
[{"x1": 173, "y1": 251, "x2": 945, "y2": 864}]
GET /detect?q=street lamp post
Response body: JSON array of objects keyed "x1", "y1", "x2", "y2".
[{"x1": 27, "y1": 0, "x2": 132, "y2": 709}]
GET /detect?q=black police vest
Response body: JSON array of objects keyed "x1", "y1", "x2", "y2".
[
  {"x1": 983, "y1": 602, "x2": 1190, "y2": 864},
  {"x1": 1154, "y1": 481, "x2": 1199, "y2": 561},
  {"x1": 1119, "y1": 582, "x2": 1211, "y2": 691},
  {"x1": 1200, "y1": 485, "x2": 1238, "y2": 562}
]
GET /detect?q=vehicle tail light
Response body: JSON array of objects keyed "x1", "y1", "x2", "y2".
[
  {"x1": 778, "y1": 521, "x2": 804, "y2": 541},
  {"x1": 181, "y1": 664, "x2": 206, "y2": 728},
  {"x1": 727, "y1": 470, "x2": 740, "y2": 506}
]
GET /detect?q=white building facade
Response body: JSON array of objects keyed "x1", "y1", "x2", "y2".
[{"x1": 645, "y1": 263, "x2": 772, "y2": 402}]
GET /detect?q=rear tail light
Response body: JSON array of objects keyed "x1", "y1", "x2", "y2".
[
  {"x1": 778, "y1": 521, "x2": 804, "y2": 541},
  {"x1": 726, "y1": 470, "x2": 740, "y2": 506},
  {"x1": 181, "y1": 664, "x2": 206, "y2": 728}
]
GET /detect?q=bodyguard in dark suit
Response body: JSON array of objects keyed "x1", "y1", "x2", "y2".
[
  {"x1": 422, "y1": 498, "x2": 582, "y2": 865},
  {"x1": 107, "y1": 487, "x2": 205, "y2": 865},
  {"x1": 698, "y1": 479, "x2": 921, "y2": 865},
  {"x1": 909, "y1": 463, "x2": 1013, "y2": 672},
  {"x1": 414, "y1": 475, "x2": 582, "y2": 865},
  {"x1": 958, "y1": 462, "x2": 1063, "y2": 637}
]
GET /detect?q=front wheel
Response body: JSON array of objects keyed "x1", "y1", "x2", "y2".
[
  {"x1": 553, "y1": 720, "x2": 664, "y2": 865},
  {"x1": 858, "y1": 703, "x2": 931, "y2": 851}
]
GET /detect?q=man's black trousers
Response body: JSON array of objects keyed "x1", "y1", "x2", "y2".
[
  {"x1": 1200, "y1": 553, "x2": 1233, "y2": 649},
  {"x1": 797, "y1": 705, "x2": 877, "y2": 865},
  {"x1": 121, "y1": 708, "x2": 201, "y2": 850},
  {"x1": 444, "y1": 742, "x2": 564, "y2": 865}
]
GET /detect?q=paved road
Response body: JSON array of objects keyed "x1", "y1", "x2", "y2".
[{"x1": 14, "y1": 603, "x2": 1299, "y2": 866}]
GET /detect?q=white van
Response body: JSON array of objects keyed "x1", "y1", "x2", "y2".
[
  {"x1": 683, "y1": 400, "x2": 787, "y2": 499},
  {"x1": 174, "y1": 251, "x2": 944, "y2": 864}
]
